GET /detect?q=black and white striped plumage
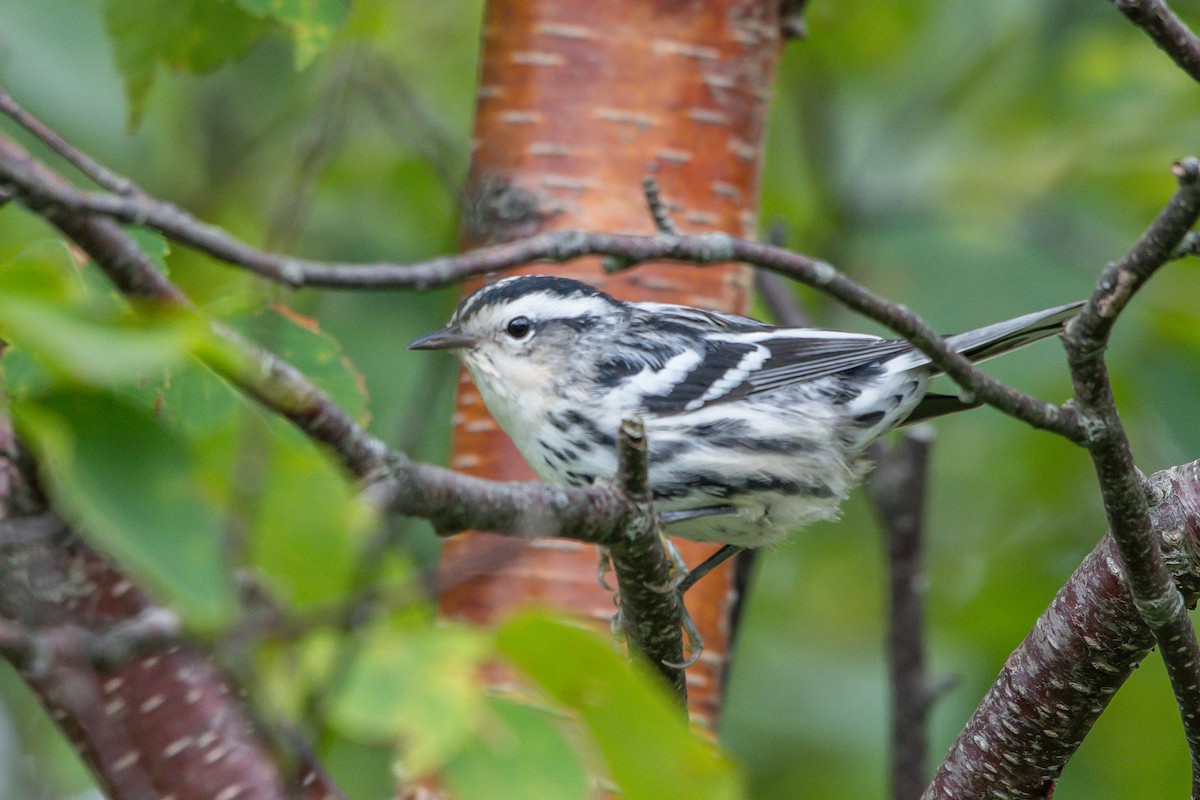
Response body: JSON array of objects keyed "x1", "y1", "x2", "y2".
[{"x1": 410, "y1": 275, "x2": 1081, "y2": 548}]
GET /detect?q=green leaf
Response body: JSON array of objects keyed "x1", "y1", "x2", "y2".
[
  {"x1": 0, "y1": 246, "x2": 204, "y2": 384},
  {"x1": 444, "y1": 696, "x2": 590, "y2": 800},
  {"x1": 0, "y1": 301, "x2": 203, "y2": 385},
  {"x1": 497, "y1": 613, "x2": 744, "y2": 800},
  {"x1": 13, "y1": 388, "x2": 236, "y2": 629},
  {"x1": 127, "y1": 228, "x2": 172, "y2": 276},
  {"x1": 327, "y1": 624, "x2": 490, "y2": 776},
  {"x1": 0, "y1": 240, "x2": 83, "y2": 303},
  {"x1": 247, "y1": 425, "x2": 376, "y2": 610},
  {"x1": 103, "y1": 0, "x2": 268, "y2": 128},
  {"x1": 232, "y1": 0, "x2": 348, "y2": 67},
  {"x1": 229, "y1": 303, "x2": 370, "y2": 425}
]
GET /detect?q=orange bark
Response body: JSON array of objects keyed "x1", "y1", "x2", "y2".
[{"x1": 441, "y1": 0, "x2": 783, "y2": 727}]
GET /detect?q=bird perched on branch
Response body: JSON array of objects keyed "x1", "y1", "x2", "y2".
[{"x1": 411, "y1": 275, "x2": 1081, "y2": 587}]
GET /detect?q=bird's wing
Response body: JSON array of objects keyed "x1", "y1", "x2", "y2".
[
  {"x1": 625, "y1": 300, "x2": 1080, "y2": 416},
  {"x1": 633, "y1": 330, "x2": 911, "y2": 415},
  {"x1": 735, "y1": 333, "x2": 912, "y2": 395}
]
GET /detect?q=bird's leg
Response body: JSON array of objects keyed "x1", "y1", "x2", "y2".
[
  {"x1": 658, "y1": 505, "x2": 738, "y2": 525},
  {"x1": 650, "y1": 505, "x2": 741, "y2": 593},
  {"x1": 676, "y1": 544, "x2": 744, "y2": 594}
]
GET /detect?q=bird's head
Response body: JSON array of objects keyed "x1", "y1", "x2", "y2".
[{"x1": 408, "y1": 275, "x2": 624, "y2": 399}]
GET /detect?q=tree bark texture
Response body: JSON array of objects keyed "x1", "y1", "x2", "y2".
[
  {"x1": 440, "y1": 0, "x2": 783, "y2": 725},
  {"x1": 0, "y1": 420, "x2": 339, "y2": 800}
]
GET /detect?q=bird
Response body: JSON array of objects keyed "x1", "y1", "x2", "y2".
[{"x1": 410, "y1": 274, "x2": 1081, "y2": 588}]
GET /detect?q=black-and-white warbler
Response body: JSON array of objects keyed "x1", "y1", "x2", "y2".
[{"x1": 411, "y1": 275, "x2": 1080, "y2": 576}]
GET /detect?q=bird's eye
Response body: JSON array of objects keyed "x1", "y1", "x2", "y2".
[{"x1": 505, "y1": 316, "x2": 532, "y2": 339}]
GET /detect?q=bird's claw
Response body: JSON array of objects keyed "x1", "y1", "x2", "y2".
[
  {"x1": 662, "y1": 602, "x2": 704, "y2": 669},
  {"x1": 596, "y1": 546, "x2": 614, "y2": 591}
]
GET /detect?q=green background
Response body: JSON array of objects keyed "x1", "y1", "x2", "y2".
[{"x1": 1, "y1": 0, "x2": 1198, "y2": 797}]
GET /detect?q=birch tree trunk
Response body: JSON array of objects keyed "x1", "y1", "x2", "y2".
[{"x1": 440, "y1": 0, "x2": 785, "y2": 725}]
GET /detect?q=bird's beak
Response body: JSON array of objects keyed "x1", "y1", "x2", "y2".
[{"x1": 408, "y1": 325, "x2": 475, "y2": 351}]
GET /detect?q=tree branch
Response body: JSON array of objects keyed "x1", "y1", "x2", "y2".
[
  {"x1": 867, "y1": 429, "x2": 937, "y2": 800},
  {"x1": 372, "y1": 456, "x2": 638, "y2": 543},
  {"x1": 0, "y1": 608, "x2": 181, "y2": 674},
  {"x1": 1111, "y1": 0, "x2": 1200, "y2": 83},
  {"x1": 607, "y1": 418, "x2": 687, "y2": 702},
  {"x1": 0, "y1": 119, "x2": 1080, "y2": 442},
  {"x1": 0, "y1": 504, "x2": 348, "y2": 800},
  {"x1": 0, "y1": 86, "x2": 137, "y2": 195},
  {"x1": 0, "y1": 125, "x2": 672, "y2": 582},
  {"x1": 1061, "y1": 157, "x2": 1200, "y2": 794},
  {"x1": 925, "y1": 459, "x2": 1200, "y2": 798}
]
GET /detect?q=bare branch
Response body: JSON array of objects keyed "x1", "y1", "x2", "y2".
[
  {"x1": 373, "y1": 457, "x2": 638, "y2": 543},
  {"x1": 0, "y1": 94, "x2": 1083, "y2": 442},
  {"x1": 925, "y1": 459, "x2": 1200, "y2": 798},
  {"x1": 1070, "y1": 158, "x2": 1200, "y2": 347},
  {"x1": 1060, "y1": 157, "x2": 1200, "y2": 793},
  {"x1": 0, "y1": 86, "x2": 137, "y2": 195},
  {"x1": 0, "y1": 128, "x2": 1081, "y2": 443},
  {"x1": 0, "y1": 133, "x2": 391, "y2": 479},
  {"x1": 1111, "y1": 0, "x2": 1200, "y2": 83},
  {"x1": 866, "y1": 429, "x2": 936, "y2": 800},
  {"x1": 755, "y1": 268, "x2": 813, "y2": 327}
]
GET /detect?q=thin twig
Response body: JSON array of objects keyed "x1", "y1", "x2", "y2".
[
  {"x1": 0, "y1": 86, "x2": 137, "y2": 195},
  {"x1": 0, "y1": 133, "x2": 389, "y2": 479},
  {"x1": 866, "y1": 429, "x2": 936, "y2": 800},
  {"x1": 755, "y1": 268, "x2": 812, "y2": 327},
  {"x1": 1061, "y1": 156, "x2": 1200, "y2": 796},
  {"x1": 641, "y1": 176, "x2": 679, "y2": 235},
  {"x1": 1111, "y1": 0, "x2": 1200, "y2": 84}
]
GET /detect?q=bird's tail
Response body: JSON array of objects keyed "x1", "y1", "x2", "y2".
[
  {"x1": 943, "y1": 300, "x2": 1084, "y2": 364},
  {"x1": 897, "y1": 300, "x2": 1083, "y2": 425},
  {"x1": 893, "y1": 300, "x2": 1083, "y2": 373}
]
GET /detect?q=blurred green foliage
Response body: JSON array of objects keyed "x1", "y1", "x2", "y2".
[{"x1": 0, "y1": 0, "x2": 1198, "y2": 797}]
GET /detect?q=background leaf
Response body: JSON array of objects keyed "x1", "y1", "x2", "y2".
[
  {"x1": 327, "y1": 623, "x2": 490, "y2": 776},
  {"x1": 497, "y1": 612, "x2": 744, "y2": 800},
  {"x1": 443, "y1": 696, "x2": 590, "y2": 800},
  {"x1": 247, "y1": 423, "x2": 376, "y2": 610},
  {"x1": 103, "y1": 0, "x2": 267, "y2": 127},
  {"x1": 0, "y1": 243, "x2": 206, "y2": 384},
  {"x1": 232, "y1": 0, "x2": 349, "y2": 67},
  {"x1": 229, "y1": 303, "x2": 371, "y2": 425},
  {"x1": 13, "y1": 388, "x2": 236, "y2": 629}
]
